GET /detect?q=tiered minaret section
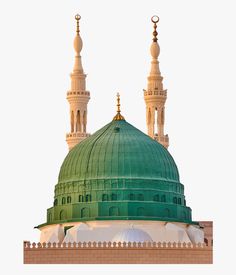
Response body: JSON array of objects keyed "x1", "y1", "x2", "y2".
[
  {"x1": 144, "y1": 16, "x2": 169, "y2": 149},
  {"x1": 66, "y1": 14, "x2": 90, "y2": 150}
]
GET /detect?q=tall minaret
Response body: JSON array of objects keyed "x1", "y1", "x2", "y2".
[
  {"x1": 143, "y1": 16, "x2": 169, "y2": 149},
  {"x1": 66, "y1": 14, "x2": 90, "y2": 150}
]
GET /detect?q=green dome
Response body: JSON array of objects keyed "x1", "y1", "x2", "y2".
[
  {"x1": 41, "y1": 119, "x2": 193, "y2": 228},
  {"x1": 59, "y1": 120, "x2": 179, "y2": 183}
]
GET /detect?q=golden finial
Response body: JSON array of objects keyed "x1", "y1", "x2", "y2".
[
  {"x1": 151, "y1": 15, "x2": 159, "y2": 42},
  {"x1": 113, "y1": 93, "x2": 125, "y2": 121},
  {"x1": 75, "y1": 14, "x2": 81, "y2": 34},
  {"x1": 117, "y1": 92, "x2": 121, "y2": 113}
]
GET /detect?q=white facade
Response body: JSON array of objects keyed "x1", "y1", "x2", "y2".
[{"x1": 40, "y1": 220, "x2": 204, "y2": 244}]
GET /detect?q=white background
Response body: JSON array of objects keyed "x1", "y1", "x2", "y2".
[{"x1": 0, "y1": 0, "x2": 235, "y2": 273}]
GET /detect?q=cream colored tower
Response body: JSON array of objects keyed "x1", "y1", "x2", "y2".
[
  {"x1": 144, "y1": 16, "x2": 169, "y2": 149},
  {"x1": 66, "y1": 14, "x2": 90, "y2": 150}
]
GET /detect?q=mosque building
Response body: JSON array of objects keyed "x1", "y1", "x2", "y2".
[{"x1": 24, "y1": 14, "x2": 213, "y2": 264}]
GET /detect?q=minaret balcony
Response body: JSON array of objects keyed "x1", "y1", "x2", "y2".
[
  {"x1": 67, "y1": 91, "x2": 90, "y2": 97},
  {"x1": 66, "y1": 132, "x2": 90, "y2": 139},
  {"x1": 143, "y1": 89, "x2": 167, "y2": 97},
  {"x1": 154, "y1": 134, "x2": 169, "y2": 148},
  {"x1": 66, "y1": 132, "x2": 91, "y2": 150}
]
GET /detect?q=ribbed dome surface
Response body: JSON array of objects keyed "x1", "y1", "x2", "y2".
[
  {"x1": 40, "y1": 119, "x2": 193, "y2": 227},
  {"x1": 112, "y1": 227, "x2": 153, "y2": 243},
  {"x1": 59, "y1": 120, "x2": 179, "y2": 183}
]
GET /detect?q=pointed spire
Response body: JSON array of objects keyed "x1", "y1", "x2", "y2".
[
  {"x1": 149, "y1": 16, "x2": 161, "y2": 75},
  {"x1": 73, "y1": 14, "x2": 83, "y2": 72},
  {"x1": 113, "y1": 93, "x2": 125, "y2": 121}
]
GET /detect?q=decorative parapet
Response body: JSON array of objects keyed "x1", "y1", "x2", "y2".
[
  {"x1": 24, "y1": 241, "x2": 211, "y2": 249},
  {"x1": 24, "y1": 240, "x2": 213, "y2": 264},
  {"x1": 66, "y1": 132, "x2": 90, "y2": 150},
  {"x1": 67, "y1": 90, "x2": 90, "y2": 97},
  {"x1": 154, "y1": 134, "x2": 169, "y2": 143},
  {"x1": 143, "y1": 89, "x2": 167, "y2": 97},
  {"x1": 66, "y1": 132, "x2": 90, "y2": 139}
]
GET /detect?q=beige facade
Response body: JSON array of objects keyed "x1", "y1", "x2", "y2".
[{"x1": 66, "y1": 15, "x2": 90, "y2": 150}]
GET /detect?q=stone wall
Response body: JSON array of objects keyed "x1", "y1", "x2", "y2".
[
  {"x1": 23, "y1": 241, "x2": 213, "y2": 264},
  {"x1": 199, "y1": 221, "x2": 213, "y2": 246}
]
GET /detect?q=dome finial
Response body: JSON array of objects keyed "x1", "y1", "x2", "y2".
[
  {"x1": 113, "y1": 93, "x2": 125, "y2": 121},
  {"x1": 75, "y1": 14, "x2": 81, "y2": 34},
  {"x1": 151, "y1": 15, "x2": 159, "y2": 42},
  {"x1": 117, "y1": 92, "x2": 121, "y2": 113}
]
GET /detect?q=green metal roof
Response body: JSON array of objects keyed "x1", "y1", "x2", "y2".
[
  {"x1": 40, "y1": 119, "x2": 193, "y2": 227},
  {"x1": 59, "y1": 120, "x2": 179, "y2": 183}
]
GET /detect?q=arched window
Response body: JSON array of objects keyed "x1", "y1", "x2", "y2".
[
  {"x1": 102, "y1": 194, "x2": 108, "y2": 201},
  {"x1": 48, "y1": 213, "x2": 52, "y2": 222},
  {"x1": 81, "y1": 207, "x2": 89, "y2": 218},
  {"x1": 138, "y1": 194, "x2": 144, "y2": 201},
  {"x1": 148, "y1": 108, "x2": 151, "y2": 124},
  {"x1": 184, "y1": 199, "x2": 186, "y2": 206},
  {"x1": 153, "y1": 194, "x2": 159, "y2": 202},
  {"x1": 76, "y1": 110, "x2": 81, "y2": 132},
  {"x1": 78, "y1": 195, "x2": 83, "y2": 202},
  {"x1": 161, "y1": 195, "x2": 166, "y2": 202},
  {"x1": 164, "y1": 208, "x2": 171, "y2": 218},
  {"x1": 54, "y1": 199, "x2": 58, "y2": 206},
  {"x1": 109, "y1": 206, "x2": 119, "y2": 216},
  {"x1": 62, "y1": 197, "x2": 66, "y2": 205},
  {"x1": 182, "y1": 211, "x2": 187, "y2": 220},
  {"x1": 60, "y1": 210, "x2": 66, "y2": 220},
  {"x1": 85, "y1": 194, "x2": 91, "y2": 202},
  {"x1": 67, "y1": 196, "x2": 71, "y2": 203},
  {"x1": 83, "y1": 111, "x2": 87, "y2": 133},
  {"x1": 128, "y1": 194, "x2": 135, "y2": 200},
  {"x1": 111, "y1": 193, "x2": 117, "y2": 201},
  {"x1": 70, "y1": 111, "x2": 74, "y2": 132},
  {"x1": 137, "y1": 207, "x2": 145, "y2": 216},
  {"x1": 173, "y1": 197, "x2": 177, "y2": 204},
  {"x1": 178, "y1": 198, "x2": 181, "y2": 205}
]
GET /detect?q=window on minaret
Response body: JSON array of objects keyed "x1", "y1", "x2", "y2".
[
  {"x1": 67, "y1": 196, "x2": 71, "y2": 203},
  {"x1": 173, "y1": 197, "x2": 177, "y2": 204},
  {"x1": 54, "y1": 199, "x2": 58, "y2": 206},
  {"x1": 70, "y1": 111, "x2": 74, "y2": 132},
  {"x1": 161, "y1": 108, "x2": 165, "y2": 124},
  {"x1": 148, "y1": 108, "x2": 151, "y2": 124},
  {"x1": 154, "y1": 108, "x2": 158, "y2": 135},
  {"x1": 178, "y1": 198, "x2": 181, "y2": 205},
  {"x1": 76, "y1": 110, "x2": 81, "y2": 132},
  {"x1": 78, "y1": 195, "x2": 83, "y2": 202},
  {"x1": 62, "y1": 197, "x2": 66, "y2": 205},
  {"x1": 83, "y1": 111, "x2": 86, "y2": 132}
]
